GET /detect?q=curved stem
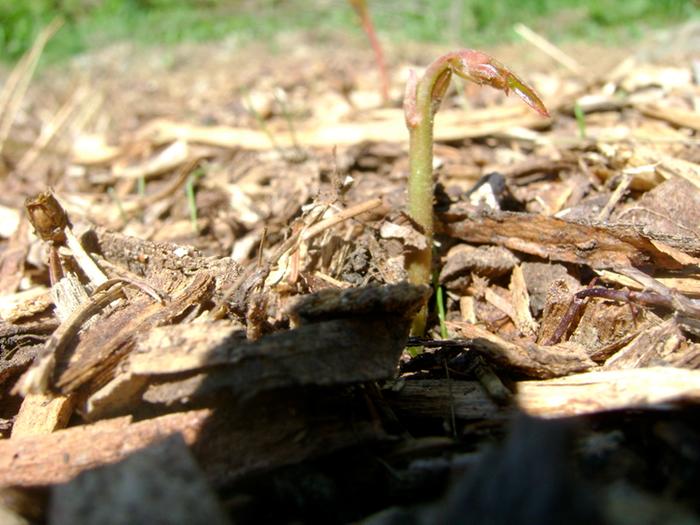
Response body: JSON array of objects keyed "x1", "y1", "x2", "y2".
[
  {"x1": 405, "y1": 102, "x2": 434, "y2": 332},
  {"x1": 405, "y1": 55, "x2": 457, "y2": 334},
  {"x1": 403, "y1": 50, "x2": 549, "y2": 336},
  {"x1": 349, "y1": 0, "x2": 390, "y2": 103}
]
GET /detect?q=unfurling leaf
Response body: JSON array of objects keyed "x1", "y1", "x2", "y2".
[
  {"x1": 447, "y1": 50, "x2": 550, "y2": 118},
  {"x1": 505, "y1": 72, "x2": 550, "y2": 117}
]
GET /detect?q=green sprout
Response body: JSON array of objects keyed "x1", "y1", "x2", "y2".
[
  {"x1": 404, "y1": 49, "x2": 549, "y2": 334},
  {"x1": 574, "y1": 100, "x2": 587, "y2": 139}
]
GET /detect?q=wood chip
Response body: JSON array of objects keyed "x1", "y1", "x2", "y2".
[
  {"x1": 449, "y1": 321, "x2": 595, "y2": 378},
  {"x1": 10, "y1": 393, "x2": 74, "y2": 438},
  {"x1": 595, "y1": 269, "x2": 700, "y2": 298},
  {"x1": 84, "y1": 227, "x2": 241, "y2": 298},
  {"x1": 53, "y1": 273, "x2": 213, "y2": 393},
  {"x1": 509, "y1": 265, "x2": 538, "y2": 337},
  {"x1": 0, "y1": 219, "x2": 28, "y2": 295},
  {"x1": 637, "y1": 103, "x2": 700, "y2": 132},
  {"x1": 0, "y1": 410, "x2": 209, "y2": 486},
  {"x1": 49, "y1": 434, "x2": 231, "y2": 525},
  {"x1": 384, "y1": 379, "x2": 506, "y2": 421},
  {"x1": 131, "y1": 106, "x2": 548, "y2": 151},
  {"x1": 0, "y1": 389, "x2": 387, "y2": 488},
  {"x1": 441, "y1": 209, "x2": 688, "y2": 270},
  {"x1": 517, "y1": 367, "x2": 700, "y2": 418},
  {"x1": 603, "y1": 319, "x2": 684, "y2": 370}
]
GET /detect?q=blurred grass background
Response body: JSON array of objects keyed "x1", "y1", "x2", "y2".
[{"x1": 1, "y1": 0, "x2": 697, "y2": 63}]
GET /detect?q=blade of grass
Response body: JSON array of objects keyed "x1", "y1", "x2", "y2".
[
  {"x1": 186, "y1": 167, "x2": 205, "y2": 232},
  {"x1": 435, "y1": 285, "x2": 449, "y2": 339},
  {"x1": 107, "y1": 187, "x2": 127, "y2": 223},
  {"x1": 574, "y1": 101, "x2": 587, "y2": 139},
  {"x1": 273, "y1": 88, "x2": 307, "y2": 162},
  {"x1": 243, "y1": 92, "x2": 285, "y2": 157},
  {"x1": 137, "y1": 176, "x2": 146, "y2": 197},
  {"x1": 433, "y1": 269, "x2": 449, "y2": 339}
]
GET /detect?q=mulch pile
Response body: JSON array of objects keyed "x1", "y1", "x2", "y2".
[{"x1": 1, "y1": 21, "x2": 700, "y2": 524}]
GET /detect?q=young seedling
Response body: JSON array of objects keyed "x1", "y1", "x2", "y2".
[
  {"x1": 404, "y1": 50, "x2": 549, "y2": 334},
  {"x1": 348, "y1": 0, "x2": 390, "y2": 103}
]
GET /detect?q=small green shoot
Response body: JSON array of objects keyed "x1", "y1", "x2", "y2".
[
  {"x1": 433, "y1": 270, "x2": 449, "y2": 339},
  {"x1": 273, "y1": 88, "x2": 306, "y2": 162},
  {"x1": 186, "y1": 167, "x2": 204, "y2": 232},
  {"x1": 404, "y1": 49, "x2": 549, "y2": 334},
  {"x1": 243, "y1": 91, "x2": 305, "y2": 162},
  {"x1": 243, "y1": 93, "x2": 283, "y2": 155},
  {"x1": 574, "y1": 100, "x2": 587, "y2": 139},
  {"x1": 107, "y1": 187, "x2": 127, "y2": 222},
  {"x1": 137, "y1": 176, "x2": 146, "y2": 196}
]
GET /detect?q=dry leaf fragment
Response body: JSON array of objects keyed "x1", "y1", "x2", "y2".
[
  {"x1": 379, "y1": 221, "x2": 427, "y2": 251},
  {"x1": 440, "y1": 244, "x2": 518, "y2": 283}
]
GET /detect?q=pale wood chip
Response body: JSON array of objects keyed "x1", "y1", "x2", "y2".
[{"x1": 518, "y1": 367, "x2": 700, "y2": 418}]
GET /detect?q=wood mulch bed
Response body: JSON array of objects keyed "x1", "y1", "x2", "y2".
[{"x1": 1, "y1": 22, "x2": 700, "y2": 524}]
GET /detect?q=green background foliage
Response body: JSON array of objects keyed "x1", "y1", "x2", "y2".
[{"x1": 0, "y1": 0, "x2": 697, "y2": 63}]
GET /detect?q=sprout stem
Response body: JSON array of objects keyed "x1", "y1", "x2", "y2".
[{"x1": 404, "y1": 49, "x2": 549, "y2": 335}]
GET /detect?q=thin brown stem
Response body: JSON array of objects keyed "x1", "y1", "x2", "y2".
[{"x1": 349, "y1": 0, "x2": 390, "y2": 103}]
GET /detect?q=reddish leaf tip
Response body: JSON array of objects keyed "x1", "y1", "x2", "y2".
[{"x1": 506, "y1": 74, "x2": 550, "y2": 117}]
